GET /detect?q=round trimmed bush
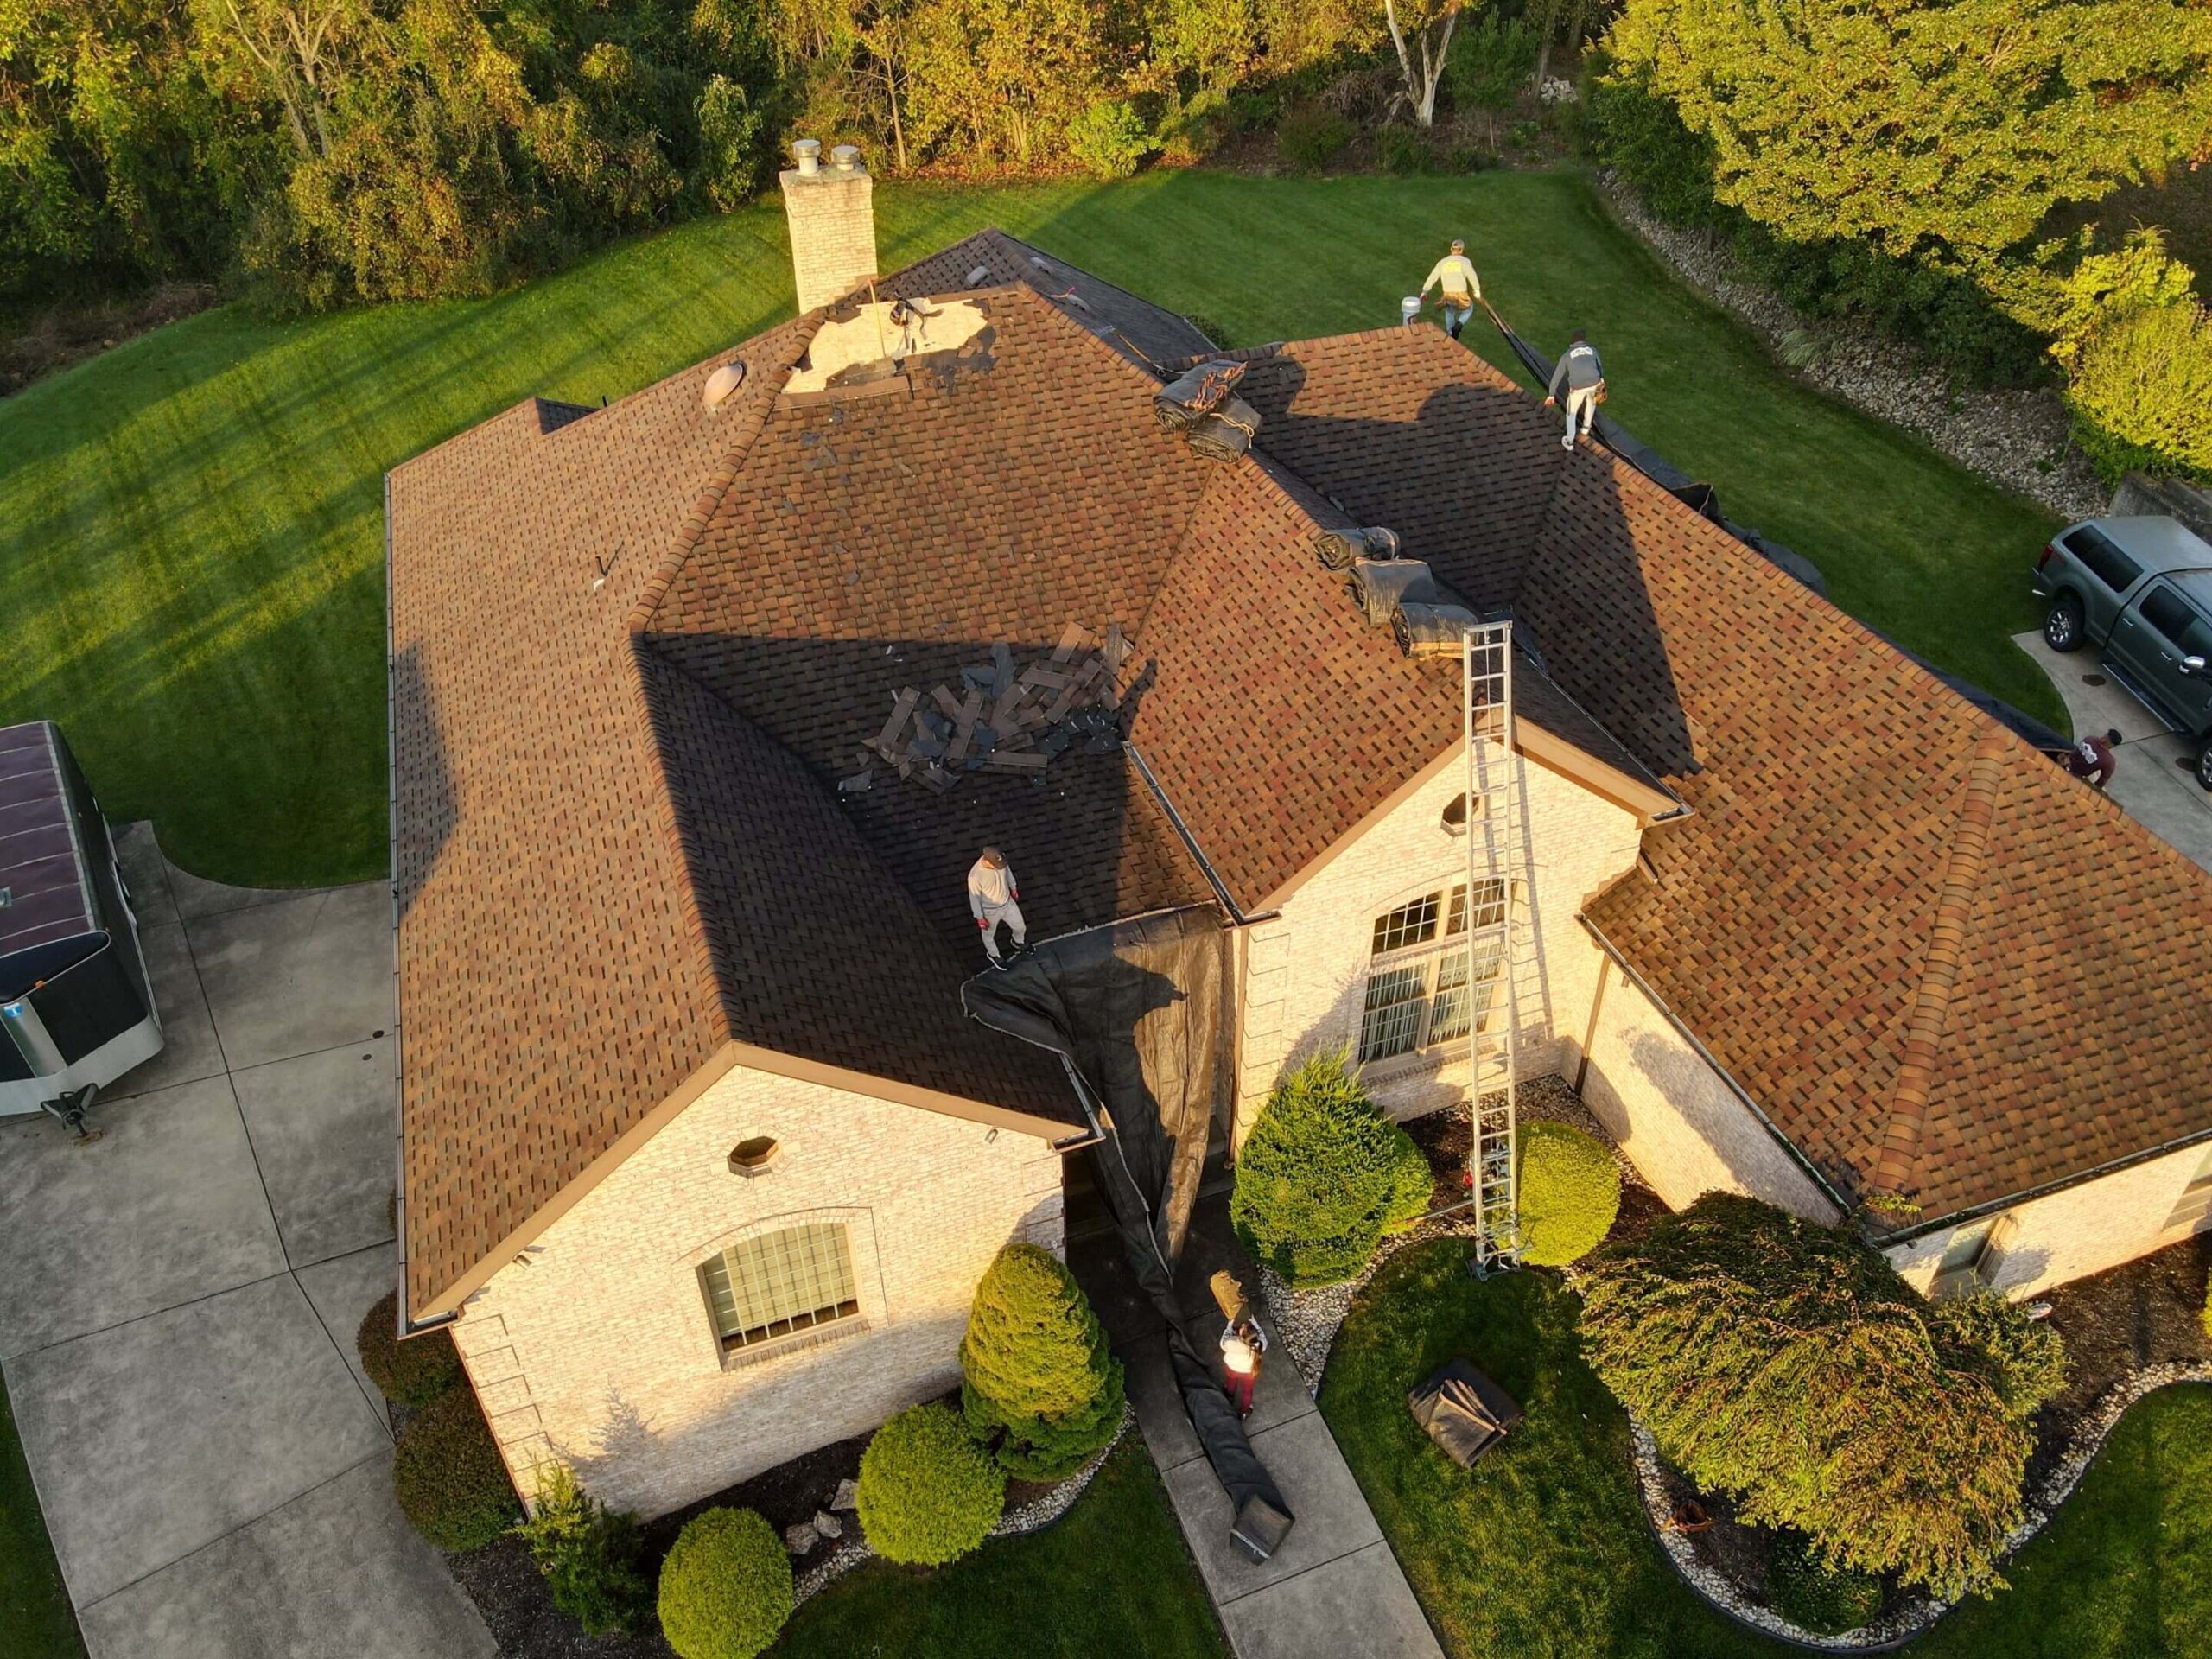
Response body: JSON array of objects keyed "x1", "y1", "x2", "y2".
[
  {"x1": 356, "y1": 1288, "x2": 463, "y2": 1407},
  {"x1": 1230, "y1": 1052, "x2": 1432, "y2": 1288},
  {"x1": 391, "y1": 1387, "x2": 521, "y2": 1551},
  {"x1": 656, "y1": 1507, "x2": 791, "y2": 1659},
  {"x1": 1766, "y1": 1529, "x2": 1883, "y2": 1634},
  {"x1": 856, "y1": 1402, "x2": 1005, "y2": 1566},
  {"x1": 961, "y1": 1243, "x2": 1125, "y2": 1479},
  {"x1": 1516, "y1": 1121, "x2": 1621, "y2": 1266}
]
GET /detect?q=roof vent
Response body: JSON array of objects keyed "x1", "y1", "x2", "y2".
[
  {"x1": 965, "y1": 265, "x2": 990, "y2": 288},
  {"x1": 792, "y1": 138, "x2": 822, "y2": 176},
  {"x1": 830, "y1": 143, "x2": 863, "y2": 174},
  {"x1": 702, "y1": 359, "x2": 747, "y2": 408}
]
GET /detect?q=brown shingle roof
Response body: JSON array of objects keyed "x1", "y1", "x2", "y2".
[{"x1": 393, "y1": 235, "x2": 2212, "y2": 1318}]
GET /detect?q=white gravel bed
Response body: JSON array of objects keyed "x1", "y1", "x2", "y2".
[
  {"x1": 1598, "y1": 181, "x2": 2106, "y2": 522},
  {"x1": 788, "y1": 1403, "x2": 1136, "y2": 1608}
]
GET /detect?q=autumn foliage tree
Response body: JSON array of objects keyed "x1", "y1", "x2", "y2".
[{"x1": 1578, "y1": 1193, "x2": 2064, "y2": 1599}]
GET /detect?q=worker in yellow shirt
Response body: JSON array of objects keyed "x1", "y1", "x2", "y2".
[{"x1": 1420, "y1": 238, "x2": 1482, "y2": 340}]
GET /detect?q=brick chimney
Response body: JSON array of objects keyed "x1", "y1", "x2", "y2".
[{"x1": 780, "y1": 140, "x2": 877, "y2": 314}]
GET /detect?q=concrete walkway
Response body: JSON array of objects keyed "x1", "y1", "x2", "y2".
[
  {"x1": 0, "y1": 827, "x2": 494, "y2": 1659},
  {"x1": 1071, "y1": 1196, "x2": 1441, "y2": 1659},
  {"x1": 2012, "y1": 630, "x2": 2212, "y2": 873}
]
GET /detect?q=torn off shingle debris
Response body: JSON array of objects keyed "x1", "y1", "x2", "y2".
[{"x1": 851, "y1": 621, "x2": 1131, "y2": 796}]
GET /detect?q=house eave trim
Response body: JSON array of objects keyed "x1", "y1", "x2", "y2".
[{"x1": 1873, "y1": 1125, "x2": 2212, "y2": 1248}]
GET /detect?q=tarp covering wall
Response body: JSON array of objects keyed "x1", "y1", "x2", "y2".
[{"x1": 962, "y1": 906, "x2": 1294, "y2": 1547}]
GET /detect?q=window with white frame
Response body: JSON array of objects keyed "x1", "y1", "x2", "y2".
[
  {"x1": 1357, "y1": 880, "x2": 1510, "y2": 1065},
  {"x1": 698, "y1": 1221, "x2": 861, "y2": 1354}
]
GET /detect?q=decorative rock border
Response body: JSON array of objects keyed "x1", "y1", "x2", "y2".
[
  {"x1": 789, "y1": 1403, "x2": 1137, "y2": 1606},
  {"x1": 1596, "y1": 179, "x2": 2107, "y2": 524},
  {"x1": 1632, "y1": 1363, "x2": 2212, "y2": 1649}
]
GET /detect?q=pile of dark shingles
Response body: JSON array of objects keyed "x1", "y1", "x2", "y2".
[{"x1": 843, "y1": 621, "x2": 1133, "y2": 796}]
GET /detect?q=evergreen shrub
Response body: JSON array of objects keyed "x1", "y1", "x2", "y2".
[
  {"x1": 656, "y1": 1507, "x2": 792, "y2": 1659},
  {"x1": 515, "y1": 1465, "x2": 649, "y2": 1636},
  {"x1": 2067, "y1": 300, "x2": 2212, "y2": 484},
  {"x1": 856, "y1": 1402, "x2": 1005, "y2": 1566},
  {"x1": 392, "y1": 1389, "x2": 522, "y2": 1552},
  {"x1": 1765, "y1": 1528, "x2": 1883, "y2": 1634},
  {"x1": 960, "y1": 1244, "x2": 1126, "y2": 1479},
  {"x1": 1516, "y1": 1120, "x2": 1620, "y2": 1266},
  {"x1": 1230, "y1": 1052, "x2": 1432, "y2": 1288},
  {"x1": 1579, "y1": 1193, "x2": 2065, "y2": 1597},
  {"x1": 356, "y1": 1288, "x2": 463, "y2": 1407}
]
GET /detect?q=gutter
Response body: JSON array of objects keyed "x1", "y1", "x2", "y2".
[
  {"x1": 1874, "y1": 1124, "x2": 2212, "y2": 1248},
  {"x1": 1122, "y1": 741, "x2": 1272, "y2": 925},
  {"x1": 1579, "y1": 914, "x2": 1854, "y2": 1222}
]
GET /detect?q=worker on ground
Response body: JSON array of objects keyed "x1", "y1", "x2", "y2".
[
  {"x1": 2065, "y1": 728, "x2": 2122, "y2": 790},
  {"x1": 1419, "y1": 238, "x2": 1482, "y2": 340},
  {"x1": 1219, "y1": 1315, "x2": 1268, "y2": 1418},
  {"x1": 968, "y1": 847, "x2": 1027, "y2": 965},
  {"x1": 1544, "y1": 329, "x2": 1605, "y2": 451}
]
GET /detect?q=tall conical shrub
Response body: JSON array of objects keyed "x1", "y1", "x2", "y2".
[{"x1": 959, "y1": 1243, "x2": 1125, "y2": 1480}]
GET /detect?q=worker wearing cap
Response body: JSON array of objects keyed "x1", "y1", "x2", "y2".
[
  {"x1": 968, "y1": 847, "x2": 1027, "y2": 964},
  {"x1": 2066, "y1": 728, "x2": 2121, "y2": 790},
  {"x1": 1545, "y1": 329, "x2": 1605, "y2": 450},
  {"x1": 1420, "y1": 239, "x2": 1482, "y2": 340}
]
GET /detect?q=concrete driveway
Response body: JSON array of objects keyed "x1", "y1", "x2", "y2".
[
  {"x1": 2012, "y1": 630, "x2": 2212, "y2": 874},
  {"x1": 0, "y1": 826, "x2": 494, "y2": 1659}
]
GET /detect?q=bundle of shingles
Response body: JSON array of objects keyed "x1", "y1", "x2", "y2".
[
  {"x1": 1154, "y1": 359, "x2": 1262, "y2": 462},
  {"x1": 841, "y1": 621, "x2": 1135, "y2": 797},
  {"x1": 1311, "y1": 526, "x2": 1477, "y2": 660}
]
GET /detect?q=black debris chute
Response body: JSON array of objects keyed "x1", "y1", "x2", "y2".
[
  {"x1": 1408, "y1": 1358, "x2": 1523, "y2": 1470},
  {"x1": 962, "y1": 906, "x2": 1295, "y2": 1558}
]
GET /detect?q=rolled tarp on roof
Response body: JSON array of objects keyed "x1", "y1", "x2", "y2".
[{"x1": 961, "y1": 906, "x2": 1294, "y2": 1553}]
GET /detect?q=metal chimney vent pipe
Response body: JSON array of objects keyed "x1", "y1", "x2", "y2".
[
  {"x1": 792, "y1": 138, "x2": 822, "y2": 176},
  {"x1": 831, "y1": 144, "x2": 863, "y2": 174}
]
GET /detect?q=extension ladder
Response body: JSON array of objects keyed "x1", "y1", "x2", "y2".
[{"x1": 1463, "y1": 620, "x2": 1524, "y2": 1276}]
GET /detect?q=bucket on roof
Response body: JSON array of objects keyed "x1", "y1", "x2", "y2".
[{"x1": 1401, "y1": 296, "x2": 1422, "y2": 327}]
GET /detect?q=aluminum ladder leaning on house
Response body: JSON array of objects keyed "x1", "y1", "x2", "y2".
[{"x1": 1463, "y1": 620, "x2": 1525, "y2": 1277}]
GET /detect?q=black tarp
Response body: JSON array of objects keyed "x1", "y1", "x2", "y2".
[
  {"x1": 962, "y1": 906, "x2": 1295, "y2": 1555},
  {"x1": 1408, "y1": 1359, "x2": 1523, "y2": 1469}
]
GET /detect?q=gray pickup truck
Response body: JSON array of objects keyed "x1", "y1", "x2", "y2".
[{"x1": 2035, "y1": 516, "x2": 2212, "y2": 791}]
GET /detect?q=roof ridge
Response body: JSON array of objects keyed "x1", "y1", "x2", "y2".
[
  {"x1": 1871, "y1": 725, "x2": 2010, "y2": 1198},
  {"x1": 627, "y1": 315, "x2": 823, "y2": 635}
]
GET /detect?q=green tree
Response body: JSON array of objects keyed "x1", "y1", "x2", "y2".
[
  {"x1": 514, "y1": 1465, "x2": 650, "y2": 1636},
  {"x1": 2064, "y1": 296, "x2": 2212, "y2": 483},
  {"x1": 1230, "y1": 1051, "x2": 1432, "y2": 1287},
  {"x1": 1578, "y1": 1193, "x2": 2065, "y2": 1599},
  {"x1": 960, "y1": 1243, "x2": 1126, "y2": 1478},
  {"x1": 1382, "y1": 0, "x2": 1465, "y2": 128},
  {"x1": 1607, "y1": 0, "x2": 2212, "y2": 291}
]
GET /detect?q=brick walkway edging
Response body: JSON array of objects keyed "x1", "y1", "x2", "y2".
[
  {"x1": 788, "y1": 1403, "x2": 1136, "y2": 1605},
  {"x1": 1633, "y1": 1362, "x2": 2212, "y2": 1651}
]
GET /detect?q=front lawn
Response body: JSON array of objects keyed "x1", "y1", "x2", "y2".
[
  {"x1": 0, "y1": 1368, "x2": 83, "y2": 1659},
  {"x1": 772, "y1": 1439, "x2": 1225, "y2": 1658},
  {"x1": 1321, "y1": 1237, "x2": 2212, "y2": 1659},
  {"x1": 0, "y1": 169, "x2": 2059, "y2": 887}
]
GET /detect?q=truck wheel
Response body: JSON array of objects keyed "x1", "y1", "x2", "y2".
[
  {"x1": 2197, "y1": 742, "x2": 2212, "y2": 793},
  {"x1": 2044, "y1": 594, "x2": 2085, "y2": 653}
]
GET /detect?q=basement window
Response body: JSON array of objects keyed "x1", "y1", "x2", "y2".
[
  {"x1": 1929, "y1": 1216, "x2": 2013, "y2": 1298},
  {"x1": 1357, "y1": 880, "x2": 1510, "y2": 1065},
  {"x1": 699, "y1": 1222, "x2": 861, "y2": 1357}
]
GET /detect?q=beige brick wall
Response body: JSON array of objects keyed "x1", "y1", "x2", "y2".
[
  {"x1": 1885, "y1": 1138, "x2": 2212, "y2": 1298},
  {"x1": 1577, "y1": 963, "x2": 1844, "y2": 1224},
  {"x1": 780, "y1": 168, "x2": 877, "y2": 314},
  {"x1": 450, "y1": 1062, "x2": 1064, "y2": 1518},
  {"x1": 1233, "y1": 748, "x2": 1644, "y2": 1144}
]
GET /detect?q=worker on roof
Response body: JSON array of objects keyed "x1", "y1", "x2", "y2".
[
  {"x1": 1544, "y1": 330, "x2": 1605, "y2": 451},
  {"x1": 968, "y1": 848, "x2": 1027, "y2": 966},
  {"x1": 2064, "y1": 728, "x2": 2122, "y2": 791},
  {"x1": 1419, "y1": 239, "x2": 1483, "y2": 340}
]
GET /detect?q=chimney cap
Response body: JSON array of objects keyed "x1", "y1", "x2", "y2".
[
  {"x1": 830, "y1": 144, "x2": 864, "y2": 174},
  {"x1": 792, "y1": 138, "x2": 822, "y2": 176}
]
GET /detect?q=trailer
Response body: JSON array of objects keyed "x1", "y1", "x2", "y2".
[{"x1": 1, "y1": 721, "x2": 162, "y2": 1133}]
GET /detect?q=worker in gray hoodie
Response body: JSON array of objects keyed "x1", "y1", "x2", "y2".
[
  {"x1": 968, "y1": 846, "x2": 1027, "y2": 965},
  {"x1": 1544, "y1": 330, "x2": 1605, "y2": 451}
]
